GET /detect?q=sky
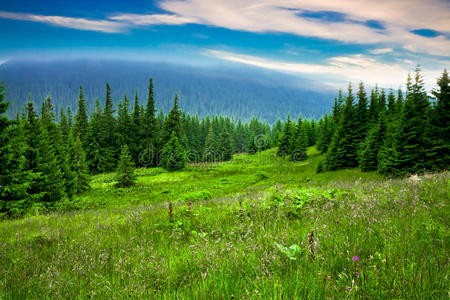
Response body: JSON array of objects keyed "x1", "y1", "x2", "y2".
[{"x1": 0, "y1": 0, "x2": 449, "y2": 90}]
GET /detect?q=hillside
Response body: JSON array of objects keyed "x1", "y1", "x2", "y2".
[
  {"x1": 0, "y1": 59, "x2": 333, "y2": 122},
  {"x1": 0, "y1": 148, "x2": 448, "y2": 298}
]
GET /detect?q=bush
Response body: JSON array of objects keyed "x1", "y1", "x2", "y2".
[
  {"x1": 255, "y1": 171, "x2": 269, "y2": 181},
  {"x1": 178, "y1": 190, "x2": 212, "y2": 202}
]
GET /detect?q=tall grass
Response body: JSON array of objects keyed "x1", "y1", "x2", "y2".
[{"x1": 0, "y1": 149, "x2": 448, "y2": 298}]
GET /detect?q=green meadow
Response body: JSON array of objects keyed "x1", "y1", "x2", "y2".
[{"x1": 0, "y1": 148, "x2": 448, "y2": 299}]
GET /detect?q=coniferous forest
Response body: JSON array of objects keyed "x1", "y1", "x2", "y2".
[
  {"x1": 1, "y1": 68, "x2": 448, "y2": 216},
  {"x1": 0, "y1": 67, "x2": 449, "y2": 298}
]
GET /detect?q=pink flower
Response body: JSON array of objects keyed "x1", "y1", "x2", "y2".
[{"x1": 353, "y1": 256, "x2": 358, "y2": 261}]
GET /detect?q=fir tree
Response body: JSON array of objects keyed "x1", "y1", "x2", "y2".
[
  {"x1": 325, "y1": 84, "x2": 359, "y2": 170},
  {"x1": 161, "y1": 132, "x2": 186, "y2": 171},
  {"x1": 73, "y1": 84, "x2": 89, "y2": 145},
  {"x1": 355, "y1": 82, "x2": 369, "y2": 146},
  {"x1": 218, "y1": 129, "x2": 233, "y2": 161},
  {"x1": 204, "y1": 126, "x2": 218, "y2": 161},
  {"x1": 69, "y1": 133, "x2": 91, "y2": 193},
  {"x1": 359, "y1": 109, "x2": 387, "y2": 171},
  {"x1": 379, "y1": 69, "x2": 430, "y2": 175},
  {"x1": 290, "y1": 117, "x2": 307, "y2": 161},
  {"x1": 115, "y1": 144, "x2": 136, "y2": 188},
  {"x1": 277, "y1": 114, "x2": 293, "y2": 157},
  {"x1": 427, "y1": 69, "x2": 450, "y2": 170}
]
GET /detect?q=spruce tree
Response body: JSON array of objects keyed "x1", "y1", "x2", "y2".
[
  {"x1": 73, "y1": 85, "x2": 89, "y2": 145},
  {"x1": 0, "y1": 82, "x2": 32, "y2": 215},
  {"x1": 69, "y1": 133, "x2": 91, "y2": 193},
  {"x1": 115, "y1": 144, "x2": 136, "y2": 188},
  {"x1": 379, "y1": 69, "x2": 430, "y2": 175},
  {"x1": 325, "y1": 84, "x2": 359, "y2": 170},
  {"x1": 218, "y1": 129, "x2": 233, "y2": 161},
  {"x1": 161, "y1": 132, "x2": 186, "y2": 171},
  {"x1": 204, "y1": 126, "x2": 217, "y2": 161},
  {"x1": 359, "y1": 109, "x2": 387, "y2": 171},
  {"x1": 355, "y1": 82, "x2": 369, "y2": 146},
  {"x1": 427, "y1": 69, "x2": 450, "y2": 170},
  {"x1": 277, "y1": 115, "x2": 293, "y2": 157},
  {"x1": 290, "y1": 117, "x2": 307, "y2": 161},
  {"x1": 99, "y1": 83, "x2": 116, "y2": 171}
]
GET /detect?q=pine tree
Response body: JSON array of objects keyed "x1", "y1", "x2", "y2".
[
  {"x1": 0, "y1": 82, "x2": 33, "y2": 215},
  {"x1": 359, "y1": 109, "x2": 387, "y2": 171},
  {"x1": 99, "y1": 83, "x2": 117, "y2": 171},
  {"x1": 290, "y1": 117, "x2": 307, "y2": 161},
  {"x1": 247, "y1": 132, "x2": 258, "y2": 154},
  {"x1": 162, "y1": 94, "x2": 184, "y2": 145},
  {"x1": 141, "y1": 79, "x2": 157, "y2": 166},
  {"x1": 218, "y1": 129, "x2": 233, "y2": 161},
  {"x1": 427, "y1": 69, "x2": 450, "y2": 170},
  {"x1": 379, "y1": 69, "x2": 430, "y2": 175},
  {"x1": 325, "y1": 84, "x2": 359, "y2": 170},
  {"x1": 115, "y1": 144, "x2": 136, "y2": 188},
  {"x1": 316, "y1": 114, "x2": 332, "y2": 154},
  {"x1": 161, "y1": 132, "x2": 186, "y2": 171},
  {"x1": 73, "y1": 85, "x2": 89, "y2": 145},
  {"x1": 277, "y1": 115, "x2": 293, "y2": 157},
  {"x1": 355, "y1": 82, "x2": 369, "y2": 146},
  {"x1": 204, "y1": 126, "x2": 217, "y2": 161},
  {"x1": 69, "y1": 133, "x2": 91, "y2": 193}
]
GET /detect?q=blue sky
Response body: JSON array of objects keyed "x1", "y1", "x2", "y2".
[{"x1": 0, "y1": 0, "x2": 449, "y2": 89}]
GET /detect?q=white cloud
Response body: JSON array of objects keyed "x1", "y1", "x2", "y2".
[
  {"x1": 155, "y1": 0, "x2": 450, "y2": 57},
  {"x1": 370, "y1": 48, "x2": 393, "y2": 55},
  {"x1": 204, "y1": 49, "x2": 447, "y2": 89},
  {"x1": 110, "y1": 13, "x2": 196, "y2": 25},
  {"x1": 0, "y1": 11, "x2": 127, "y2": 33}
]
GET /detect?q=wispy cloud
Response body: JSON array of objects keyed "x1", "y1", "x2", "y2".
[
  {"x1": 155, "y1": 0, "x2": 450, "y2": 57},
  {"x1": 109, "y1": 13, "x2": 196, "y2": 25},
  {"x1": 370, "y1": 48, "x2": 393, "y2": 55},
  {"x1": 0, "y1": 11, "x2": 127, "y2": 33},
  {"x1": 204, "y1": 49, "x2": 444, "y2": 89}
]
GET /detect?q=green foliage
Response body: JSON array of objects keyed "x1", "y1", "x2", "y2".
[
  {"x1": 177, "y1": 190, "x2": 212, "y2": 202},
  {"x1": 115, "y1": 145, "x2": 136, "y2": 188},
  {"x1": 161, "y1": 132, "x2": 186, "y2": 171},
  {"x1": 275, "y1": 243, "x2": 302, "y2": 260},
  {"x1": 325, "y1": 84, "x2": 359, "y2": 170}
]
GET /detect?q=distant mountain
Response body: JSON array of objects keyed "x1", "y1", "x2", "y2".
[{"x1": 0, "y1": 59, "x2": 334, "y2": 122}]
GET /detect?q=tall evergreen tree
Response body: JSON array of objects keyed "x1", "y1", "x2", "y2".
[
  {"x1": 277, "y1": 114, "x2": 293, "y2": 156},
  {"x1": 204, "y1": 126, "x2": 218, "y2": 161},
  {"x1": 73, "y1": 85, "x2": 89, "y2": 145},
  {"x1": 68, "y1": 133, "x2": 91, "y2": 193},
  {"x1": 161, "y1": 132, "x2": 186, "y2": 171},
  {"x1": 325, "y1": 84, "x2": 359, "y2": 170},
  {"x1": 218, "y1": 128, "x2": 233, "y2": 161},
  {"x1": 427, "y1": 70, "x2": 450, "y2": 170},
  {"x1": 290, "y1": 117, "x2": 307, "y2": 161},
  {"x1": 379, "y1": 69, "x2": 430, "y2": 175},
  {"x1": 115, "y1": 144, "x2": 136, "y2": 188}
]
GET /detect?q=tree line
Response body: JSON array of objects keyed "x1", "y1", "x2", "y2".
[
  {"x1": 0, "y1": 78, "x2": 320, "y2": 215},
  {"x1": 1, "y1": 68, "x2": 448, "y2": 216},
  {"x1": 309, "y1": 68, "x2": 448, "y2": 175}
]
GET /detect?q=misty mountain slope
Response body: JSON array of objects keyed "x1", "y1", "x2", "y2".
[{"x1": 0, "y1": 59, "x2": 333, "y2": 122}]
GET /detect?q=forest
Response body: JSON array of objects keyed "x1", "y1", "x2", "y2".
[
  {"x1": 0, "y1": 68, "x2": 448, "y2": 298},
  {"x1": 0, "y1": 67, "x2": 448, "y2": 216}
]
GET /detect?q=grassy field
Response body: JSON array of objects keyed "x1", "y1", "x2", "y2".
[{"x1": 0, "y1": 148, "x2": 448, "y2": 299}]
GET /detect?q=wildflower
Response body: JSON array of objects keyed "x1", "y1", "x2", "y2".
[
  {"x1": 347, "y1": 287, "x2": 351, "y2": 290},
  {"x1": 353, "y1": 256, "x2": 358, "y2": 261},
  {"x1": 344, "y1": 268, "x2": 346, "y2": 271},
  {"x1": 357, "y1": 273, "x2": 361, "y2": 277}
]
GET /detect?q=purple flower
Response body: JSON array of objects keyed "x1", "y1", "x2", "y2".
[
  {"x1": 353, "y1": 256, "x2": 358, "y2": 261},
  {"x1": 347, "y1": 287, "x2": 351, "y2": 290},
  {"x1": 357, "y1": 273, "x2": 361, "y2": 277},
  {"x1": 344, "y1": 268, "x2": 346, "y2": 271}
]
